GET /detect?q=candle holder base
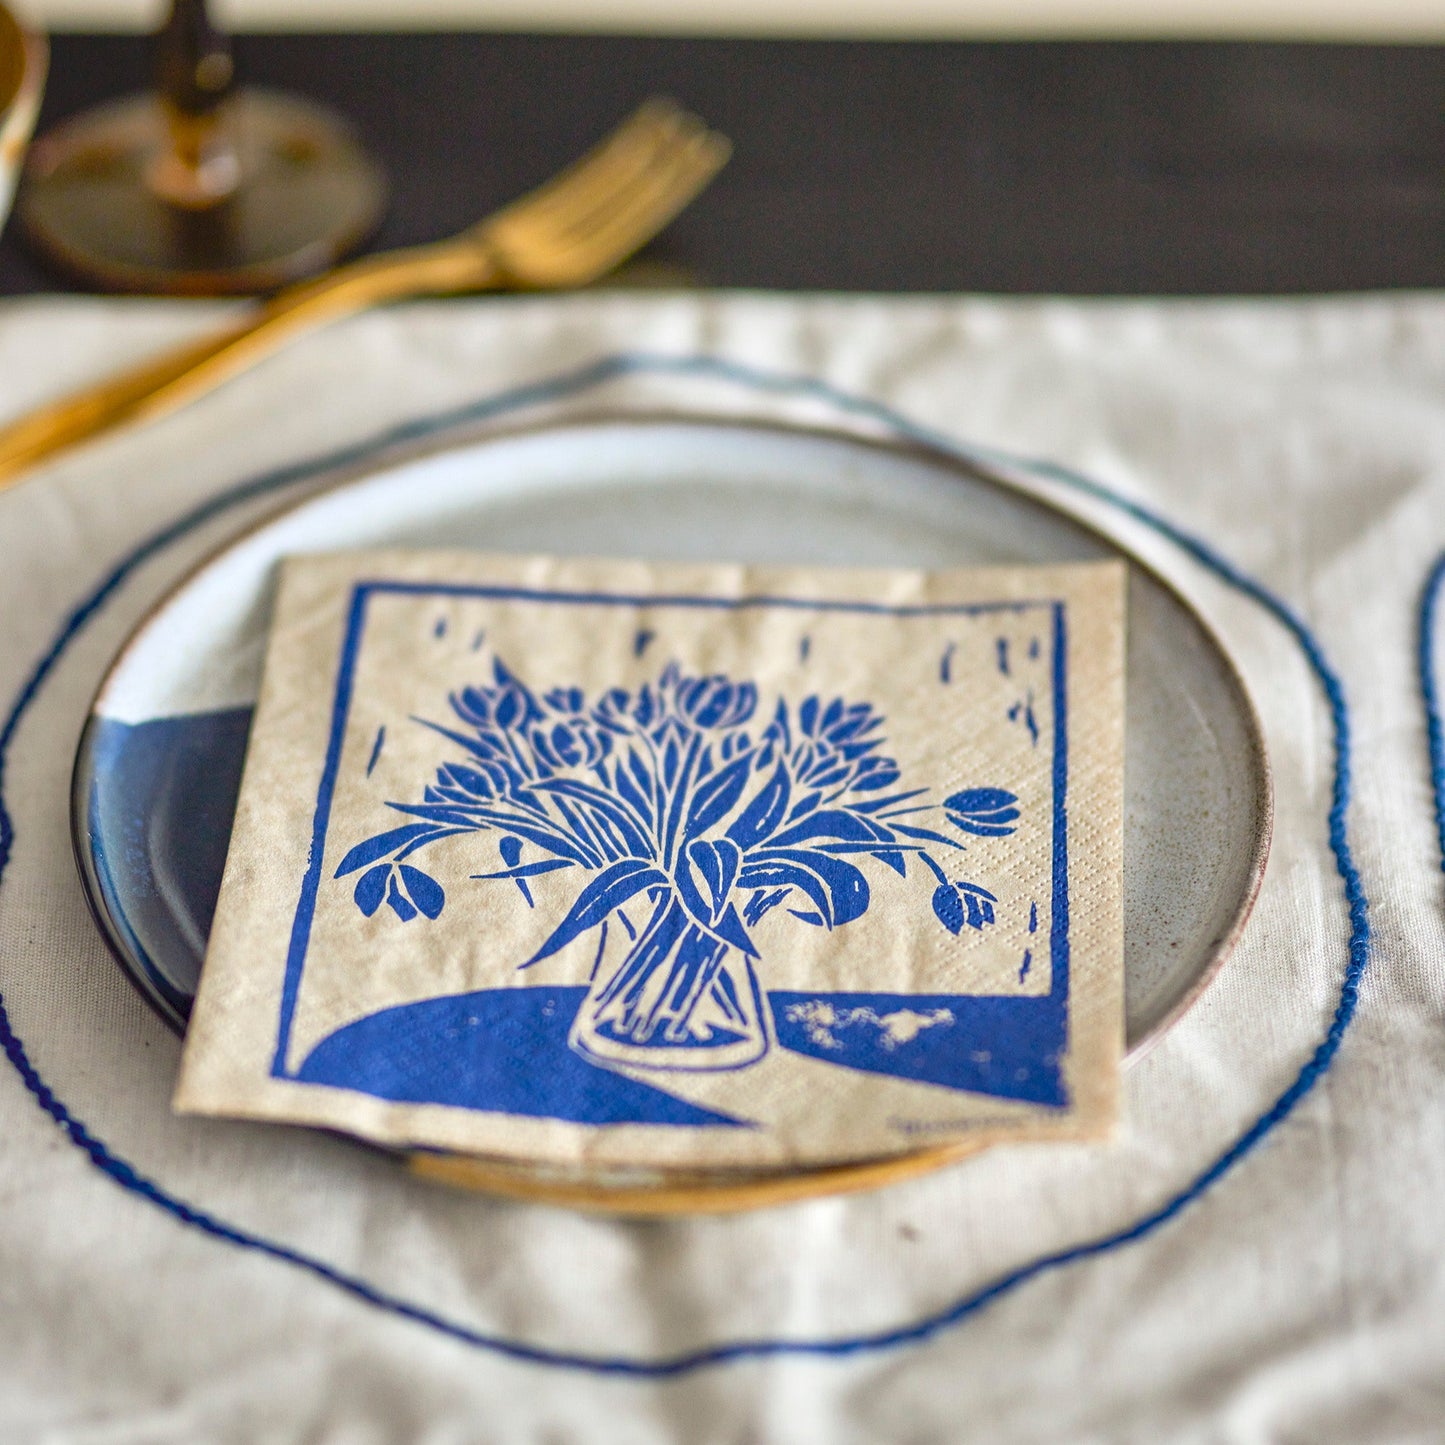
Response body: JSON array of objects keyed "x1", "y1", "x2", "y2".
[{"x1": 17, "y1": 87, "x2": 387, "y2": 295}]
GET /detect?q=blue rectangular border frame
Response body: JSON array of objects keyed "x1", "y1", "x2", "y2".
[{"x1": 270, "y1": 582, "x2": 1071, "y2": 1099}]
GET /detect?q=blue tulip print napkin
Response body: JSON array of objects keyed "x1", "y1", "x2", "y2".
[{"x1": 175, "y1": 550, "x2": 1125, "y2": 1170}]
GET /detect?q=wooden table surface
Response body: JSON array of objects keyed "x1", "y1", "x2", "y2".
[{"x1": 2, "y1": 32, "x2": 1442, "y2": 295}]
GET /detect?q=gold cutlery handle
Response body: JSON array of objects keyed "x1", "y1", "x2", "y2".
[
  {"x1": 0, "y1": 99, "x2": 727, "y2": 492},
  {"x1": 0, "y1": 239, "x2": 497, "y2": 489}
]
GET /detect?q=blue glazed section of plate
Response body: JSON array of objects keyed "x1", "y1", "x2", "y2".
[{"x1": 75, "y1": 707, "x2": 252, "y2": 1030}]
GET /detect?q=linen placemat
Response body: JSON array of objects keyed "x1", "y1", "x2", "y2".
[{"x1": 1, "y1": 291, "x2": 1442, "y2": 1441}]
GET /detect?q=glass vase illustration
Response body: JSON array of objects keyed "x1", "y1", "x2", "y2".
[{"x1": 569, "y1": 891, "x2": 771, "y2": 1072}]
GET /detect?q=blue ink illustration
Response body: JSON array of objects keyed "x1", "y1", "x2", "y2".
[
  {"x1": 1008, "y1": 692, "x2": 1040, "y2": 745},
  {"x1": 334, "y1": 657, "x2": 1018, "y2": 1077},
  {"x1": 270, "y1": 581, "x2": 1073, "y2": 1123},
  {"x1": 364, "y1": 726, "x2": 386, "y2": 777},
  {"x1": 784, "y1": 999, "x2": 954, "y2": 1052}
]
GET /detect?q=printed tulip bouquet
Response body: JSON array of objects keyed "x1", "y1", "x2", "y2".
[{"x1": 336, "y1": 658, "x2": 1017, "y2": 1073}]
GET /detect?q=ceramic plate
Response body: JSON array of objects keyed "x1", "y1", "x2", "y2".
[{"x1": 72, "y1": 416, "x2": 1271, "y2": 1208}]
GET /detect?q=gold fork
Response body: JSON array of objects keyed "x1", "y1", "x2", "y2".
[{"x1": 0, "y1": 98, "x2": 729, "y2": 491}]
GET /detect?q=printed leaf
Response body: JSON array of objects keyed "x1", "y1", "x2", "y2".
[
  {"x1": 768, "y1": 808, "x2": 885, "y2": 849},
  {"x1": 384, "y1": 801, "x2": 490, "y2": 828},
  {"x1": 398, "y1": 865, "x2": 445, "y2": 920},
  {"x1": 685, "y1": 752, "x2": 754, "y2": 833},
  {"x1": 628, "y1": 748, "x2": 654, "y2": 798},
  {"x1": 933, "y1": 880, "x2": 999, "y2": 932},
  {"x1": 686, "y1": 837, "x2": 742, "y2": 917},
  {"x1": 891, "y1": 821, "x2": 965, "y2": 849},
  {"x1": 738, "y1": 849, "x2": 870, "y2": 928},
  {"x1": 441, "y1": 765, "x2": 495, "y2": 799},
  {"x1": 743, "y1": 885, "x2": 789, "y2": 927},
  {"x1": 525, "y1": 859, "x2": 668, "y2": 966},
  {"x1": 850, "y1": 762, "x2": 901, "y2": 791},
  {"x1": 727, "y1": 761, "x2": 791, "y2": 849},
  {"x1": 711, "y1": 902, "x2": 758, "y2": 958},
  {"x1": 675, "y1": 848, "x2": 718, "y2": 933},
  {"x1": 932, "y1": 883, "x2": 965, "y2": 934},
  {"x1": 676, "y1": 847, "x2": 759, "y2": 955},
  {"x1": 389, "y1": 805, "x2": 589, "y2": 864},
  {"x1": 386, "y1": 875, "x2": 418, "y2": 922},
  {"x1": 786, "y1": 791, "x2": 823, "y2": 822},
  {"x1": 767, "y1": 697, "x2": 791, "y2": 751},
  {"x1": 494, "y1": 690, "x2": 521, "y2": 729},
  {"x1": 831, "y1": 715, "x2": 874, "y2": 743},
  {"x1": 412, "y1": 718, "x2": 514, "y2": 769},
  {"x1": 612, "y1": 759, "x2": 655, "y2": 830},
  {"x1": 956, "y1": 881, "x2": 998, "y2": 929},
  {"x1": 471, "y1": 859, "x2": 575, "y2": 881},
  {"x1": 353, "y1": 863, "x2": 390, "y2": 916},
  {"x1": 334, "y1": 823, "x2": 436, "y2": 877},
  {"x1": 535, "y1": 779, "x2": 653, "y2": 857}
]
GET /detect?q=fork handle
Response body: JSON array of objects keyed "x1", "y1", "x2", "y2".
[{"x1": 0, "y1": 239, "x2": 500, "y2": 490}]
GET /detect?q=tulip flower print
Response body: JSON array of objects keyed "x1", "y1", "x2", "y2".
[{"x1": 334, "y1": 658, "x2": 1018, "y2": 1073}]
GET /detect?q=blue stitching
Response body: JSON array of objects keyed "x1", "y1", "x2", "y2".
[
  {"x1": 1419, "y1": 554, "x2": 1445, "y2": 875},
  {"x1": 0, "y1": 352, "x2": 1370, "y2": 1375}
]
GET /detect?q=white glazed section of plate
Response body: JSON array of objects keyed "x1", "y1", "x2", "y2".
[{"x1": 88, "y1": 418, "x2": 1270, "y2": 1051}]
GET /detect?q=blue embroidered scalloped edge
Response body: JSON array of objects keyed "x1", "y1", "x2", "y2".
[
  {"x1": 0, "y1": 353, "x2": 1370, "y2": 1376},
  {"x1": 1419, "y1": 555, "x2": 1445, "y2": 875}
]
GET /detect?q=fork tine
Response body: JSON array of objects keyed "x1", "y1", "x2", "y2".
[
  {"x1": 524, "y1": 104, "x2": 714, "y2": 238},
  {"x1": 481, "y1": 99, "x2": 688, "y2": 234},
  {"x1": 538, "y1": 132, "x2": 731, "y2": 275}
]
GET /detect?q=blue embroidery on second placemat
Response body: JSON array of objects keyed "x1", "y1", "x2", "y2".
[
  {"x1": 0, "y1": 352, "x2": 1371, "y2": 1376},
  {"x1": 1418, "y1": 554, "x2": 1445, "y2": 875}
]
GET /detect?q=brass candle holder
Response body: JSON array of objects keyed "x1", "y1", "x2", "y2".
[{"x1": 18, "y1": 0, "x2": 387, "y2": 294}]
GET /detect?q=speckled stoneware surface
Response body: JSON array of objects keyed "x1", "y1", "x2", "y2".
[{"x1": 75, "y1": 417, "x2": 1272, "y2": 1064}]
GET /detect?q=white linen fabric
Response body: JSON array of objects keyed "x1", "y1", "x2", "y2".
[{"x1": 0, "y1": 291, "x2": 1442, "y2": 1443}]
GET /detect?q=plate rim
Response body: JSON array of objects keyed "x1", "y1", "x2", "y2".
[{"x1": 71, "y1": 408, "x2": 1273, "y2": 1210}]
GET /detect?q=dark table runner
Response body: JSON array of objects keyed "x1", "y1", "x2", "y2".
[{"x1": 3, "y1": 32, "x2": 1443, "y2": 296}]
